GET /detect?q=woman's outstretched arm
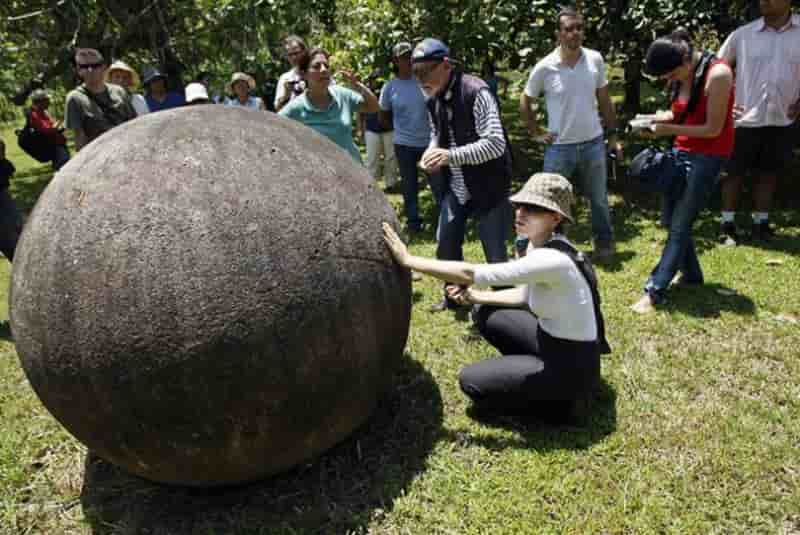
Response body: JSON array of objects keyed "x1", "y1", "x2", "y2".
[{"x1": 383, "y1": 223, "x2": 475, "y2": 285}]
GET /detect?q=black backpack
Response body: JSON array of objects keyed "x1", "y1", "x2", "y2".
[
  {"x1": 542, "y1": 239, "x2": 612, "y2": 355},
  {"x1": 16, "y1": 108, "x2": 56, "y2": 163}
]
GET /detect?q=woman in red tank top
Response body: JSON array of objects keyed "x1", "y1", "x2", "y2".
[{"x1": 631, "y1": 30, "x2": 735, "y2": 314}]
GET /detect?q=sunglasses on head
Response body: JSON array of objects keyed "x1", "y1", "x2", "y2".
[{"x1": 78, "y1": 62, "x2": 104, "y2": 71}]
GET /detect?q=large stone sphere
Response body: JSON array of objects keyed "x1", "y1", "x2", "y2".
[{"x1": 10, "y1": 106, "x2": 411, "y2": 486}]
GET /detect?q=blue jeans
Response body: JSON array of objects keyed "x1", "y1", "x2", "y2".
[
  {"x1": 395, "y1": 144, "x2": 443, "y2": 231},
  {"x1": 436, "y1": 190, "x2": 511, "y2": 264},
  {"x1": 543, "y1": 135, "x2": 613, "y2": 243},
  {"x1": 644, "y1": 151, "x2": 725, "y2": 299}
]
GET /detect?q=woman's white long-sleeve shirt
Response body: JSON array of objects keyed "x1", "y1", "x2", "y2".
[{"x1": 473, "y1": 238, "x2": 597, "y2": 342}]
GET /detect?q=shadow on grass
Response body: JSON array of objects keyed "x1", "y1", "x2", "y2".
[
  {"x1": 661, "y1": 282, "x2": 756, "y2": 318},
  {"x1": 454, "y1": 378, "x2": 617, "y2": 451},
  {"x1": 80, "y1": 352, "x2": 443, "y2": 535}
]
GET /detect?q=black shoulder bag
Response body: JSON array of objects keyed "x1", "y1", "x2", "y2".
[
  {"x1": 15, "y1": 108, "x2": 56, "y2": 163},
  {"x1": 629, "y1": 51, "x2": 716, "y2": 196}
]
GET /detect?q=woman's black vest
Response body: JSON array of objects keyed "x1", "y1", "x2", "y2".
[
  {"x1": 543, "y1": 239, "x2": 611, "y2": 355},
  {"x1": 426, "y1": 71, "x2": 512, "y2": 212}
]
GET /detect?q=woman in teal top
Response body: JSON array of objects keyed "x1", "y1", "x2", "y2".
[{"x1": 279, "y1": 48, "x2": 379, "y2": 163}]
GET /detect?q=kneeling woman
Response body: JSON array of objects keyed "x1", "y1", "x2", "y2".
[{"x1": 383, "y1": 173, "x2": 610, "y2": 418}]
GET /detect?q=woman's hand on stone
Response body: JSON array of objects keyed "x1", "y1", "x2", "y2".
[{"x1": 382, "y1": 222, "x2": 410, "y2": 267}]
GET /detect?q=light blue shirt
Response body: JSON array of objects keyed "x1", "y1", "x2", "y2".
[
  {"x1": 223, "y1": 96, "x2": 264, "y2": 110},
  {"x1": 279, "y1": 86, "x2": 364, "y2": 163},
  {"x1": 379, "y1": 77, "x2": 430, "y2": 148}
]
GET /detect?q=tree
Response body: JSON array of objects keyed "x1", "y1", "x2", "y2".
[{"x1": 0, "y1": 0, "x2": 338, "y2": 112}]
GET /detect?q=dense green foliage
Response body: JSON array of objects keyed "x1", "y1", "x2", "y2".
[{"x1": 1, "y1": 0, "x2": 756, "y2": 120}]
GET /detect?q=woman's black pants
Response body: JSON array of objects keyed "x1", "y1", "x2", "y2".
[{"x1": 458, "y1": 305, "x2": 601, "y2": 417}]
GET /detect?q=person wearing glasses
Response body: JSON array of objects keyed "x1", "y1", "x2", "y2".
[
  {"x1": 412, "y1": 38, "x2": 514, "y2": 313},
  {"x1": 278, "y1": 48, "x2": 379, "y2": 163},
  {"x1": 65, "y1": 48, "x2": 136, "y2": 150},
  {"x1": 274, "y1": 35, "x2": 310, "y2": 112},
  {"x1": 520, "y1": 6, "x2": 622, "y2": 261}
]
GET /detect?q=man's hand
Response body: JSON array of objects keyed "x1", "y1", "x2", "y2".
[
  {"x1": 535, "y1": 131, "x2": 558, "y2": 144},
  {"x1": 420, "y1": 148, "x2": 450, "y2": 172},
  {"x1": 732, "y1": 104, "x2": 746, "y2": 121}
]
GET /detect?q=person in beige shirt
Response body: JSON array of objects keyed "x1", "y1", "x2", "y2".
[{"x1": 717, "y1": 0, "x2": 800, "y2": 244}]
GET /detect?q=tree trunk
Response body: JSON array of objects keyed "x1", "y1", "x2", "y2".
[{"x1": 623, "y1": 53, "x2": 642, "y2": 115}]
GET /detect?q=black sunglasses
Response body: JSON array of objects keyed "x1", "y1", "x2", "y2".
[{"x1": 78, "y1": 62, "x2": 105, "y2": 70}]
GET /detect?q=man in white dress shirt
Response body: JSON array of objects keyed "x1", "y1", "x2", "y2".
[{"x1": 717, "y1": 0, "x2": 800, "y2": 244}]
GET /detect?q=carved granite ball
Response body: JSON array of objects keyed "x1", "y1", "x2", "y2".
[{"x1": 10, "y1": 106, "x2": 411, "y2": 486}]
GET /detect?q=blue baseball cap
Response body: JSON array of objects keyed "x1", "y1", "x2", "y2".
[{"x1": 411, "y1": 38, "x2": 450, "y2": 63}]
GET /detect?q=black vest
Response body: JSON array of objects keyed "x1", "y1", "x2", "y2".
[
  {"x1": 426, "y1": 71, "x2": 512, "y2": 212},
  {"x1": 542, "y1": 239, "x2": 611, "y2": 355}
]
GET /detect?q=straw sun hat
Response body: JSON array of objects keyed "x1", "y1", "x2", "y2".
[
  {"x1": 228, "y1": 72, "x2": 256, "y2": 93},
  {"x1": 106, "y1": 61, "x2": 141, "y2": 88}
]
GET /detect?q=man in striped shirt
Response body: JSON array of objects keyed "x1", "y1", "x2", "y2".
[{"x1": 412, "y1": 38, "x2": 513, "y2": 312}]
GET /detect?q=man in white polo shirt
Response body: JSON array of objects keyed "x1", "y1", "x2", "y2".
[
  {"x1": 718, "y1": 0, "x2": 800, "y2": 244},
  {"x1": 520, "y1": 6, "x2": 622, "y2": 260}
]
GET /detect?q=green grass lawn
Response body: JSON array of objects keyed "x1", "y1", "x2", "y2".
[{"x1": 1, "y1": 85, "x2": 799, "y2": 534}]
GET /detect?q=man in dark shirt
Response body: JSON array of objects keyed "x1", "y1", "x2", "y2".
[{"x1": 65, "y1": 48, "x2": 136, "y2": 150}]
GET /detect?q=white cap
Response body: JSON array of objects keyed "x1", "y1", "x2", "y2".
[{"x1": 185, "y1": 82, "x2": 210, "y2": 103}]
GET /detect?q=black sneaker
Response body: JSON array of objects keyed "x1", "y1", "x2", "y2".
[
  {"x1": 751, "y1": 221, "x2": 775, "y2": 242},
  {"x1": 718, "y1": 222, "x2": 739, "y2": 246}
]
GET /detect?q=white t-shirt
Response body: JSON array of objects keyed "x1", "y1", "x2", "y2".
[
  {"x1": 473, "y1": 238, "x2": 597, "y2": 342},
  {"x1": 524, "y1": 47, "x2": 607, "y2": 144},
  {"x1": 718, "y1": 15, "x2": 800, "y2": 128}
]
